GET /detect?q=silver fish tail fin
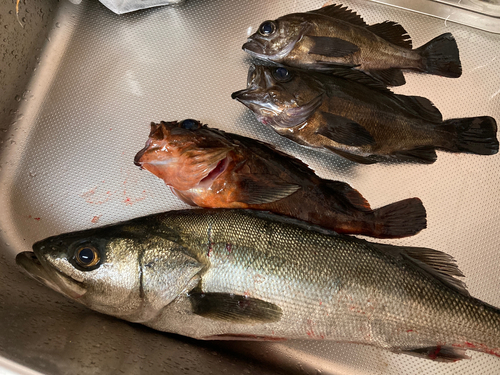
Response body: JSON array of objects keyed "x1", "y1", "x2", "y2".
[
  {"x1": 370, "y1": 197, "x2": 427, "y2": 239},
  {"x1": 416, "y1": 33, "x2": 462, "y2": 78},
  {"x1": 441, "y1": 116, "x2": 499, "y2": 155}
]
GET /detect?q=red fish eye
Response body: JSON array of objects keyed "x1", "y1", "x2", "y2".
[
  {"x1": 258, "y1": 21, "x2": 276, "y2": 36},
  {"x1": 179, "y1": 119, "x2": 201, "y2": 130}
]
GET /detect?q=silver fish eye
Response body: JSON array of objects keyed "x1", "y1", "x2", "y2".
[
  {"x1": 75, "y1": 244, "x2": 101, "y2": 269},
  {"x1": 258, "y1": 21, "x2": 276, "y2": 37}
]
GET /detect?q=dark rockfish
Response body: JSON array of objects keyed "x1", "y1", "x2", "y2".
[
  {"x1": 17, "y1": 209, "x2": 500, "y2": 361},
  {"x1": 231, "y1": 65, "x2": 498, "y2": 164},
  {"x1": 134, "y1": 119, "x2": 426, "y2": 238},
  {"x1": 243, "y1": 4, "x2": 462, "y2": 86}
]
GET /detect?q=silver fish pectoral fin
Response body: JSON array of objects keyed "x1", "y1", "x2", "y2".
[{"x1": 189, "y1": 292, "x2": 283, "y2": 324}]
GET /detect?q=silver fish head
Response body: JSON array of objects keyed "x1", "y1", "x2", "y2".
[
  {"x1": 243, "y1": 16, "x2": 308, "y2": 62},
  {"x1": 231, "y1": 64, "x2": 324, "y2": 129},
  {"x1": 17, "y1": 222, "x2": 203, "y2": 322}
]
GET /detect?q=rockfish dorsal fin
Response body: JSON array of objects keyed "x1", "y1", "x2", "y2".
[
  {"x1": 366, "y1": 21, "x2": 413, "y2": 49},
  {"x1": 375, "y1": 244, "x2": 470, "y2": 297},
  {"x1": 306, "y1": 4, "x2": 368, "y2": 27},
  {"x1": 189, "y1": 292, "x2": 283, "y2": 323}
]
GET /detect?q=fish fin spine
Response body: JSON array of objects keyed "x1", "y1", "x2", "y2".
[
  {"x1": 366, "y1": 21, "x2": 412, "y2": 49},
  {"x1": 416, "y1": 33, "x2": 462, "y2": 78},
  {"x1": 441, "y1": 116, "x2": 499, "y2": 155},
  {"x1": 370, "y1": 197, "x2": 427, "y2": 239},
  {"x1": 306, "y1": 4, "x2": 367, "y2": 27}
]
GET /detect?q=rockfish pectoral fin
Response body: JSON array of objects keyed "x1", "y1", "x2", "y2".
[
  {"x1": 189, "y1": 292, "x2": 283, "y2": 324},
  {"x1": 398, "y1": 346, "x2": 469, "y2": 362},
  {"x1": 316, "y1": 112, "x2": 375, "y2": 146},
  {"x1": 235, "y1": 175, "x2": 301, "y2": 205},
  {"x1": 305, "y1": 35, "x2": 359, "y2": 58}
]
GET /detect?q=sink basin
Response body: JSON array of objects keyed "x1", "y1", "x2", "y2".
[{"x1": 1, "y1": 0, "x2": 499, "y2": 374}]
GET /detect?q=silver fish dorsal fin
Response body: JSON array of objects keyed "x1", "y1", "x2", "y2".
[{"x1": 375, "y1": 243, "x2": 470, "y2": 297}]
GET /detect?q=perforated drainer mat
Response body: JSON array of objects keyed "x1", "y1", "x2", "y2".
[{"x1": 1, "y1": 0, "x2": 499, "y2": 374}]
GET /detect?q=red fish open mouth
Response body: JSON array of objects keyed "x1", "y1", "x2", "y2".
[{"x1": 198, "y1": 156, "x2": 230, "y2": 188}]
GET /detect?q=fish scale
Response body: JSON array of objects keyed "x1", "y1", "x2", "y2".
[{"x1": 16, "y1": 209, "x2": 500, "y2": 361}]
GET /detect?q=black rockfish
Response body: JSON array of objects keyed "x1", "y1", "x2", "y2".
[
  {"x1": 232, "y1": 65, "x2": 498, "y2": 164},
  {"x1": 243, "y1": 4, "x2": 462, "y2": 86}
]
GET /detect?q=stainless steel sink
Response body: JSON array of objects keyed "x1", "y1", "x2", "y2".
[{"x1": 1, "y1": 0, "x2": 499, "y2": 374}]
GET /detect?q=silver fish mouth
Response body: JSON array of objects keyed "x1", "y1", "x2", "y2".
[{"x1": 16, "y1": 251, "x2": 87, "y2": 299}]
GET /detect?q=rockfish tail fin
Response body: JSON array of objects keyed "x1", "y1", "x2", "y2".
[
  {"x1": 416, "y1": 33, "x2": 462, "y2": 78},
  {"x1": 370, "y1": 198, "x2": 427, "y2": 239},
  {"x1": 441, "y1": 116, "x2": 499, "y2": 155}
]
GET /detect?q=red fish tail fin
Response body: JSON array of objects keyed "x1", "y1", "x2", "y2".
[
  {"x1": 416, "y1": 33, "x2": 462, "y2": 78},
  {"x1": 370, "y1": 198, "x2": 427, "y2": 239},
  {"x1": 441, "y1": 116, "x2": 499, "y2": 155}
]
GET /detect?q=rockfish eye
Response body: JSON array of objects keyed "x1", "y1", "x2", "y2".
[
  {"x1": 75, "y1": 245, "x2": 100, "y2": 269},
  {"x1": 258, "y1": 21, "x2": 276, "y2": 36},
  {"x1": 180, "y1": 119, "x2": 201, "y2": 130},
  {"x1": 272, "y1": 67, "x2": 292, "y2": 82}
]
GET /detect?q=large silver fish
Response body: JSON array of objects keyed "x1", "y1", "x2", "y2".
[{"x1": 16, "y1": 209, "x2": 500, "y2": 361}]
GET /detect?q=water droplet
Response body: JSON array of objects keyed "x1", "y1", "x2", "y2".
[
  {"x1": 15, "y1": 95, "x2": 21, "y2": 102},
  {"x1": 10, "y1": 140, "x2": 16, "y2": 145},
  {"x1": 8, "y1": 10, "x2": 12, "y2": 14},
  {"x1": 21, "y1": 17, "x2": 26, "y2": 23},
  {"x1": 29, "y1": 170, "x2": 36, "y2": 177},
  {"x1": 55, "y1": 22, "x2": 60, "y2": 28}
]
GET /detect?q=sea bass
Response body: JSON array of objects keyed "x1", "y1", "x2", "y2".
[
  {"x1": 17, "y1": 209, "x2": 500, "y2": 361},
  {"x1": 134, "y1": 119, "x2": 426, "y2": 238},
  {"x1": 243, "y1": 4, "x2": 462, "y2": 86},
  {"x1": 231, "y1": 64, "x2": 499, "y2": 164}
]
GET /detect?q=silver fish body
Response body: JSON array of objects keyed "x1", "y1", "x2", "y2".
[{"x1": 16, "y1": 209, "x2": 500, "y2": 361}]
